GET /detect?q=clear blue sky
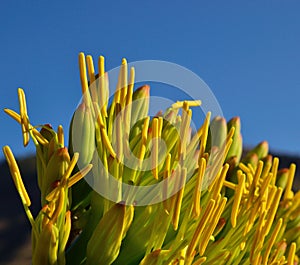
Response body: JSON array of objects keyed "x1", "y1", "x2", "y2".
[{"x1": 1, "y1": 1, "x2": 300, "y2": 159}]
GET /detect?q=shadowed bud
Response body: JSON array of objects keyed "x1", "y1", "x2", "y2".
[
  {"x1": 32, "y1": 223, "x2": 59, "y2": 265},
  {"x1": 86, "y1": 203, "x2": 134, "y2": 265},
  {"x1": 42, "y1": 147, "x2": 70, "y2": 205},
  {"x1": 243, "y1": 141, "x2": 269, "y2": 164}
]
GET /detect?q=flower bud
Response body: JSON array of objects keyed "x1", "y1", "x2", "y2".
[
  {"x1": 206, "y1": 116, "x2": 227, "y2": 152},
  {"x1": 42, "y1": 147, "x2": 70, "y2": 205},
  {"x1": 243, "y1": 141, "x2": 269, "y2": 165},
  {"x1": 69, "y1": 102, "x2": 95, "y2": 168},
  {"x1": 86, "y1": 203, "x2": 134, "y2": 265},
  {"x1": 32, "y1": 222, "x2": 59, "y2": 265},
  {"x1": 226, "y1": 117, "x2": 242, "y2": 164},
  {"x1": 130, "y1": 85, "x2": 150, "y2": 127},
  {"x1": 276, "y1": 168, "x2": 289, "y2": 190}
]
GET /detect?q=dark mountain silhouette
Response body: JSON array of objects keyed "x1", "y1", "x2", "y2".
[{"x1": 0, "y1": 151, "x2": 299, "y2": 265}]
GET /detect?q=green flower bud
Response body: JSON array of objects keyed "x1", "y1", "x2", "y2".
[
  {"x1": 86, "y1": 203, "x2": 134, "y2": 265},
  {"x1": 226, "y1": 117, "x2": 243, "y2": 164},
  {"x1": 32, "y1": 223, "x2": 58, "y2": 265},
  {"x1": 276, "y1": 168, "x2": 289, "y2": 190},
  {"x1": 69, "y1": 102, "x2": 95, "y2": 168},
  {"x1": 41, "y1": 147, "x2": 70, "y2": 206},
  {"x1": 130, "y1": 85, "x2": 150, "y2": 127},
  {"x1": 242, "y1": 153, "x2": 259, "y2": 167},
  {"x1": 206, "y1": 116, "x2": 227, "y2": 152},
  {"x1": 243, "y1": 141, "x2": 269, "y2": 165}
]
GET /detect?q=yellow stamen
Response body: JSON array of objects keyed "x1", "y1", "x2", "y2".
[
  {"x1": 94, "y1": 102, "x2": 105, "y2": 128},
  {"x1": 287, "y1": 242, "x2": 296, "y2": 265},
  {"x1": 178, "y1": 102, "x2": 188, "y2": 158},
  {"x1": 99, "y1": 55, "x2": 105, "y2": 76},
  {"x1": 193, "y1": 257, "x2": 207, "y2": 265},
  {"x1": 4, "y1": 108, "x2": 22, "y2": 123},
  {"x1": 152, "y1": 118, "x2": 159, "y2": 179},
  {"x1": 120, "y1": 58, "x2": 128, "y2": 103},
  {"x1": 199, "y1": 197, "x2": 227, "y2": 255},
  {"x1": 86, "y1": 55, "x2": 98, "y2": 104},
  {"x1": 124, "y1": 67, "x2": 135, "y2": 136},
  {"x1": 57, "y1": 125, "x2": 64, "y2": 147},
  {"x1": 114, "y1": 60, "x2": 126, "y2": 105},
  {"x1": 51, "y1": 187, "x2": 65, "y2": 222},
  {"x1": 78, "y1": 52, "x2": 89, "y2": 94},
  {"x1": 250, "y1": 210, "x2": 267, "y2": 262},
  {"x1": 158, "y1": 117, "x2": 163, "y2": 137},
  {"x1": 98, "y1": 56, "x2": 108, "y2": 117},
  {"x1": 4, "y1": 108, "x2": 48, "y2": 145},
  {"x1": 261, "y1": 160, "x2": 272, "y2": 180},
  {"x1": 128, "y1": 67, "x2": 135, "y2": 102},
  {"x1": 163, "y1": 153, "x2": 171, "y2": 211},
  {"x1": 271, "y1": 157, "x2": 279, "y2": 185},
  {"x1": 61, "y1": 153, "x2": 79, "y2": 183},
  {"x1": 61, "y1": 211, "x2": 71, "y2": 250},
  {"x1": 239, "y1": 162, "x2": 251, "y2": 174},
  {"x1": 264, "y1": 187, "x2": 282, "y2": 235},
  {"x1": 100, "y1": 127, "x2": 116, "y2": 158},
  {"x1": 262, "y1": 218, "x2": 283, "y2": 265},
  {"x1": 283, "y1": 163, "x2": 296, "y2": 201},
  {"x1": 3, "y1": 146, "x2": 31, "y2": 206},
  {"x1": 139, "y1": 117, "x2": 150, "y2": 165},
  {"x1": 199, "y1": 112, "x2": 211, "y2": 157},
  {"x1": 246, "y1": 196, "x2": 261, "y2": 234},
  {"x1": 265, "y1": 185, "x2": 276, "y2": 211},
  {"x1": 115, "y1": 103, "x2": 123, "y2": 162},
  {"x1": 223, "y1": 180, "x2": 237, "y2": 190},
  {"x1": 18, "y1": 88, "x2": 30, "y2": 146},
  {"x1": 33, "y1": 130, "x2": 49, "y2": 145},
  {"x1": 67, "y1": 164, "x2": 93, "y2": 188},
  {"x1": 172, "y1": 167, "x2": 187, "y2": 230},
  {"x1": 186, "y1": 199, "x2": 216, "y2": 258},
  {"x1": 231, "y1": 170, "x2": 245, "y2": 228},
  {"x1": 192, "y1": 157, "x2": 206, "y2": 218},
  {"x1": 246, "y1": 171, "x2": 253, "y2": 188},
  {"x1": 259, "y1": 172, "x2": 273, "y2": 203},
  {"x1": 46, "y1": 158, "x2": 92, "y2": 202},
  {"x1": 86, "y1": 55, "x2": 96, "y2": 84},
  {"x1": 253, "y1": 160, "x2": 264, "y2": 189},
  {"x1": 247, "y1": 163, "x2": 255, "y2": 176},
  {"x1": 172, "y1": 100, "x2": 201, "y2": 109},
  {"x1": 142, "y1": 117, "x2": 150, "y2": 145},
  {"x1": 212, "y1": 163, "x2": 229, "y2": 201}
]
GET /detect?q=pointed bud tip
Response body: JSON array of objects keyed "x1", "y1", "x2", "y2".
[
  {"x1": 230, "y1": 116, "x2": 241, "y2": 124},
  {"x1": 57, "y1": 147, "x2": 70, "y2": 160},
  {"x1": 259, "y1": 140, "x2": 269, "y2": 148},
  {"x1": 137, "y1": 85, "x2": 150, "y2": 95}
]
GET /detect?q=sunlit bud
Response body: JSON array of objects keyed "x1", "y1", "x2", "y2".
[
  {"x1": 69, "y1": 102, "x2": 95, "y2": 168},
  {"x1": 226, "y1": 117, "x2": 242, "y2": 164},
  {"x1": 130, "y1": 85, "x2": 150, "y2": 126}
]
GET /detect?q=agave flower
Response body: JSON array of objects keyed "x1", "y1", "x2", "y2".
[{"x1": 3, "y1": 53, "x2": 300, "y2": 265}]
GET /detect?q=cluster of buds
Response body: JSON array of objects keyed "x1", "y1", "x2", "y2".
[
  {"x1": 3, "y1": 53, "x2": 300, "y2": 265},
  {"x1": 3, "y1": 89, "x2": 92, "y2": 265}
]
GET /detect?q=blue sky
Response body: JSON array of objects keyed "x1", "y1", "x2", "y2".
[{"x1": 1, "y1": 1, "x2": 300, "y2": 159}]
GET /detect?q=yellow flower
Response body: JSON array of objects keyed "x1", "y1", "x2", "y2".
[{"x1": 3, "y1": 53, "x2": 300, "y2": 265}]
